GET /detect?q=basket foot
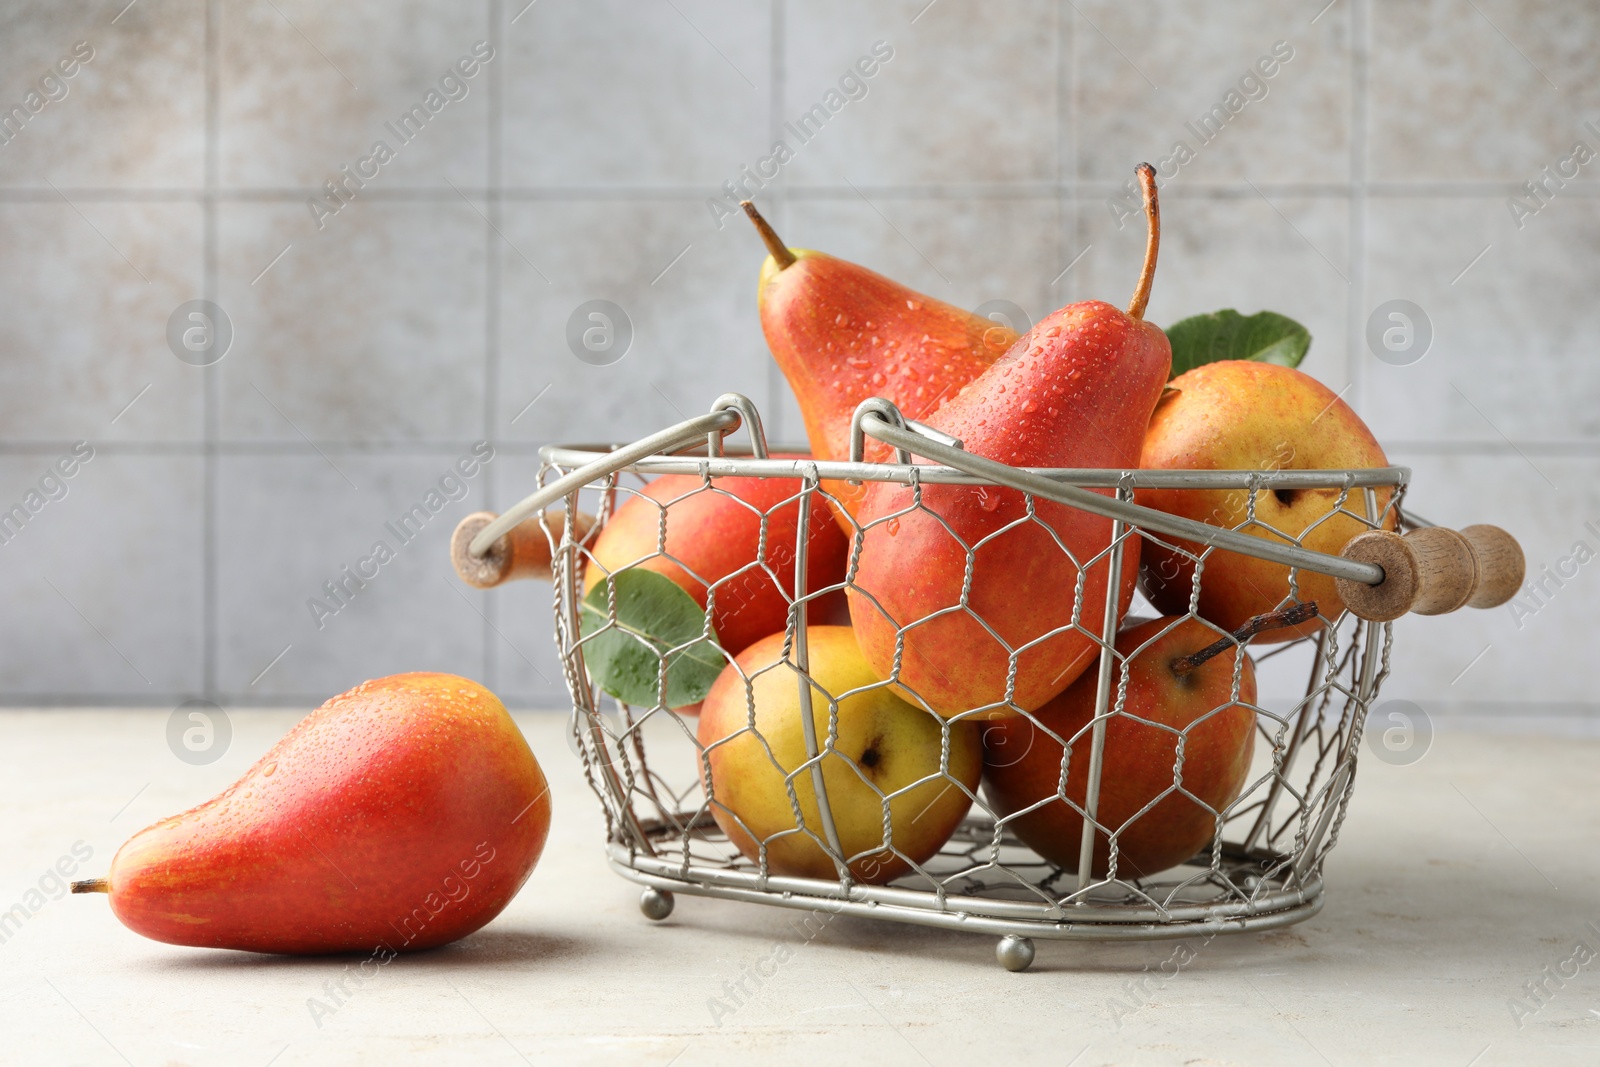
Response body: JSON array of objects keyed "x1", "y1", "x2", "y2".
[
  {"x1": 996, "y1": 935, "x2": 1035, "y2": 972},
  {"x1": 640, "y1": 887, "x2": 675, "y2": 922}
]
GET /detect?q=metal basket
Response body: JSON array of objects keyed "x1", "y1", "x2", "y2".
[{"x1": 475, "y1": 394, "x2": 1410, "y2": 970}]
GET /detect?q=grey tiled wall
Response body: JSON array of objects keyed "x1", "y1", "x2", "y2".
[{"x1": 0, "y1": 1, "x2": 1593, "y2": 724}]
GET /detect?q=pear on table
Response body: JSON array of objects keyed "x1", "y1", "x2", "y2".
[{"x1": 73, "y1": 673, "x2": 552, "y2": 955}]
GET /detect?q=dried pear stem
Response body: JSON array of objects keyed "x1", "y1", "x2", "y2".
[
  {"x1": 741, "y1": 201, "x2": 797, "y2": 270},
  {"x1": 1169, "y1": 602, "x2": 1320, "y2": 675},
  {"x1": 1126, "y1": 163, "x2": 1161, "y2": 320}
]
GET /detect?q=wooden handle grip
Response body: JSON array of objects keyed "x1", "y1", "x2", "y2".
[
  {"x1": 1334, "y1": 524, "x2": 1524, "y2": 622},
  {"x1": 1458, "y1": 524, "x2": 1524, "y2": 608},
  {"x1": 450, "y1": 510, "x2": 594, "y2": 589}
]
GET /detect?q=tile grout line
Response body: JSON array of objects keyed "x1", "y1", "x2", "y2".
[
  {"x1": 1347, "y1": 0, "x2": 1370, "y2": 419},
  {"x1": 1059, "y1": 0, "x2": 1073, "y2": 305},
  {"x1": 2, "y1": 182, "x2": 1591, "y2": 202},
  {"x1": 2, "y1": 438, "x2": 1595, "y2": 456},
  {"x1": 1053, "y1": 0, "x2": 1062, "y2": 302},
  {"x1": 1074, "y1": 1, "x2": 1086, "y2": 303},
  {"x1": 202, "y1": 0, "x2": 221, "y2": 701},
  {"x1": 0, "y1": 441, "x2": 562, "y2": 454},
  {"x1": 767, "y1": 0, "x2": 785, "y2": 443},
  {"x1": 3, "y1": 441, "x2": 1600, "y2": 457},
  {"x1": 484, "y1": 0, "x2": 504, "y2": 693}
]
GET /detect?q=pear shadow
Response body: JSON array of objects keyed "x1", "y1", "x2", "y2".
[
  {"x1": 142, "y1": 927, "x2": 590, "y2": 975},
  {"x1": 407, "y1": 927, "x2": 589, "y2": 971}
]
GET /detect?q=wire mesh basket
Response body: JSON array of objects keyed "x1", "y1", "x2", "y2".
[{"x1": 455, "y1": 393, "x2": 1514, "y2": 971}]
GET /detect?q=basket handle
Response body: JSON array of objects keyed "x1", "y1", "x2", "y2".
[
  {"x1": 1333, "y1": 524, "x2": 1524, "y2": 621},
  {"x1": 854, "y1": 410, "x2": 1388, "y2": 588},
  {"x1": 451, "y1": 509, "x2": 596, "y2": 589},
  {"x1": 458, "y1": 400, "x2": 747, "y2": 567},
  {"x1": 453, "y1": 394, "x2": 1526, "y2": 620},
  {"x1": 855, "y1": 406, "x2": 1524, "y2": 621}
]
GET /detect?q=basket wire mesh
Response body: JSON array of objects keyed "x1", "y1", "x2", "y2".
[{"x1": 505, "y1": 394, "x2": 1406, "y2": 965}]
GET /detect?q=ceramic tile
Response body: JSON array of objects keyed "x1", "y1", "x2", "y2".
[
  {"x1": 0, "y1": 453, "x2": 202, "y2": 698},
  {"x1": 219, "y1": 0, "x2": 492, "y2": 189},
  {"x1": 780, "y1": 0, "x2": 1059, "y2": 187},
  {"x1": 215, "y1": 200, "x2": 487, "y2": 443},
  {"x1": 0, "y1": 0, "x2": 206, "y2": 188},
  {"x1": 215, "y1": 452, "x2": 496, "y2": 699},
  {"x1": 1369, "y1": 0, "x2": 1598, "y2": 183},
  {"x1": 1361, "y1": 195, "x2": 1600, "y2": 445},
  {"x1": 500, "y1": 0, "x2": 769, "y2": 188},
  {"x1": 494, "y1": 198, "x2": 771, "y2": 447},
  {"x1": 1072, "y1": 0, "x2": 1351, "y2": 186},
  {"x1": 1374, "y1": 452, "x2": 1593, "y2": 711},
  {"x1": 0, "y1": 201, "x2": 203, "y2": 443}
]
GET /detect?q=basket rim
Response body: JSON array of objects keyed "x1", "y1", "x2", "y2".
[
  {"x1": 539, "y1": 442, "x2": 1411, "y2": 492},
  {"x1": 471, "y1": 397, "x2": 1403, "y2": 586}
]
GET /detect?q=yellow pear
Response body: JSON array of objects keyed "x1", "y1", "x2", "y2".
[
  {"x1": 697, "y1": 626, "x2": 979, "y2": 883},
  {"x1": 1138, "y1": 360, "x2": 1394, "y2": 641}
]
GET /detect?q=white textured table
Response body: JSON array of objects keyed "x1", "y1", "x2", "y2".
[{"x1": 1, "y1": 709, "x2": 1595, "y2": 1066}]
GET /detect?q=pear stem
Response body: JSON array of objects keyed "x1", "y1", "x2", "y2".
[
  {"x1": 741, "y1": 200, "x2": 797, "y2": 270},
  {"x1": 1125, "y1": 162, "x2": 1160, "y2": 320},
  {"x1": 71, "y1": 878, "x2": 109, "y2": 894},
  {"x1": 1169, "y1": 602, "x2": 1319, "y2": 676}
]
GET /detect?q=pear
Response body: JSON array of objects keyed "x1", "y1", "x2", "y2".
[
  {"x1": 697, "y1": 625, "x2": 980, "y2": 884},
  {"x1": 745, "y1": 202, "x2": 1015, "y2": 526},
  {"x1": 73, "y1": 674, "x2": 551, "y2": 954},
  {"x1": 584, "y1": 457, "x2": 850, "y2": 659},
  {"x1": 847, "y1": 165, "x2": 1171, "y2": 719},
  {"x1": 1138, "y1": 360, "x2": 1395, "y2": 641},
  {"x1": 981, "y1": 614, "x2": 1263, "y2": 879}
]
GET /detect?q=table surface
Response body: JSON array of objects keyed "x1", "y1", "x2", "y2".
[{"x1": 2, "y1": 708, "x2": 1595, "y2": 1067}]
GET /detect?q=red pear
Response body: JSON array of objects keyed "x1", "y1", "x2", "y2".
[
  {"x1": 584, "y1": 460, "x2": 850, "y2": 659},
  {"x1": 74, "y1": 673, "x2": 551, "y2": 954},
  {"x1": 981, "y1": 615, "x2": 1260, "y2": 879},
  {"x1": 746, "y1": 202, "x2": 1015, "y2": 527},
  {"x1": 847, "y1": 166, "x2": 1171, "y2": 718}
]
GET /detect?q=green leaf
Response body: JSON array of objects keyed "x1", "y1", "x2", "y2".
[
  {"x1": 1165, "y1": 309, "x2": 1311, "y2": 379},
  {"x1": 578, "y1": 568, "x2": 726, "y2": 708}
]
